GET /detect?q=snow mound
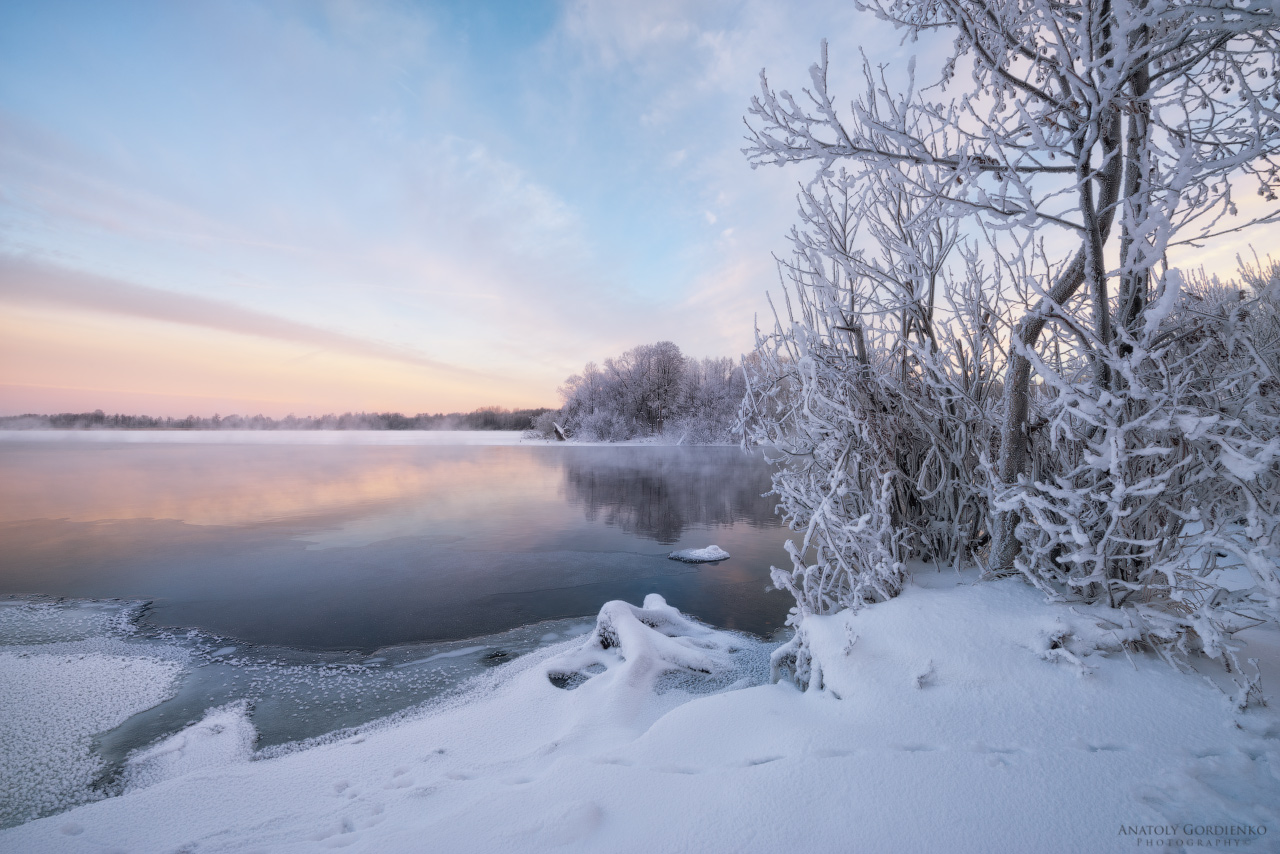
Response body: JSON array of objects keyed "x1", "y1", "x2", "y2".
[
  {"x1": 123, "y1": 701, "x2": 257, "y2": 791},
  {"x1": 0, "y1": 651, "x2": 181, "y2": 828},
  {"x1": 667, "y1": 545, "x2": 730, "y2": 563},
  {"x1": 545, "y1": 594, "x2": 735, "y2": 692}
]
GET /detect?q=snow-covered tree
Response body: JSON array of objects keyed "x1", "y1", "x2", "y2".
[
  {"x1": 669, "y1": 356, "x2": 748, "y2": 444},
  {"x1": 741, "y1": 0, "x2": 1280, "y2": 669},
  {"x1": 551, "y1": 343, "x2": 744, "y2": 443},
  {"x1": 1000, "y1": 256, "x2": 1280, "y2": 667},
  {"x1": 740, "y1": 163, "x2": 1013, "y2": 616}
]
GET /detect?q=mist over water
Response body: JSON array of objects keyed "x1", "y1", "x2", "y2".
[
  {"x1": 0, "y1": 433, "x2": 792, "y2": 649},
  {"x1": 0, "y1": 432, "x2": 794, "y2": 825},
  {"x1": 562, "y1": 446, "x2": 777, "y2": 544}
]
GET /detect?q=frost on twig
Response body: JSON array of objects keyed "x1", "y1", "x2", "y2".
[{"x1": 739, "y1": 0, "x2": 1280, "y2": 678}]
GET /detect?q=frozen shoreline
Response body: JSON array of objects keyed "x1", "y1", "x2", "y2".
[{"x1": 2, "y1": 571, "x2": 1277, "y2": 852}]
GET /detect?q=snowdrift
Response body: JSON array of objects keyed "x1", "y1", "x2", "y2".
[{"x1": 2, "y1": 577, "x2": 1277, "y2": 853}]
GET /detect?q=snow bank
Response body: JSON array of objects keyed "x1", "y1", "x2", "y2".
[
  {"x1": 0, "y1": 651, "x2": 181, "y2": 827},
  {"x1": 2, "y1": 580, "x2": 1277, "y2": 852},
  {"x1": 123, "y1": 701, "x2": 257, "y2": 791},
  {"x1": 667, "y1": 545, "x2": 730, "y2": 563}
]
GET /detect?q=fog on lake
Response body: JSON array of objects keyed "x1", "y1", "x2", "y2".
[{"x1": 0, "y1": 433, "x2": 792, "y2": 650}]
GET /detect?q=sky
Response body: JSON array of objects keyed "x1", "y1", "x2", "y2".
[{"x1": 0, "y1": 0, "x2": 1270, "y2": 418}]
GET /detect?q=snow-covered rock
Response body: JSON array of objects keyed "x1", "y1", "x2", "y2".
[{"x1": 667, "y1": 545, "x2": 730, "y2": 563}]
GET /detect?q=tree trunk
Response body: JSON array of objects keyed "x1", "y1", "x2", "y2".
[{"x1": 990, "y1": 105, "x2": 1124, "y2": 573}]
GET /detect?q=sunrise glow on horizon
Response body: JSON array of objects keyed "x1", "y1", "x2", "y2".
[{"x1": 2, "y1": 0, "x2": 1270, "y2": 418}]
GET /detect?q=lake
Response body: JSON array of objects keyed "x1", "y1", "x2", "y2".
[
  {"x1": 0, "y1": 431, "x2": 793, "y2": 649},
  {"x1": 0, "y1": 431, "x2": 797, "y2": 821}
]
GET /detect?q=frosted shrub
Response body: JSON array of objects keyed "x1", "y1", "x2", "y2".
[
  {"x1": 1000, "y1": 263, "x2": 1280, "y2": 666},
  {"x1": 571, "y1": 410, "x2": 637, "y2": 443},
  {"x1": 526, "y1": 410, "x2": 562, "y2": 440},
  {"x1": 740, "y1": 170, "x2": 1009, "y2": 623},
  {"x1": 743, "y1": 317, "x2": 909, "y2": 617},
  {"x1": 739, "y1": 0, "x2": 1280, "y2": 683}
]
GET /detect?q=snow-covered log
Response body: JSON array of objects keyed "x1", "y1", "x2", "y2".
[{"x1": 544, "y1": 595, "x2": 737, "y2": 694}]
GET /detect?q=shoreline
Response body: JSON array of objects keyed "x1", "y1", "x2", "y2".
[
  {"x1": 0, "y1": 429, "x2": 742, "y2": 447},
  {"x1": 4, "y1": 571, "x2": 1276, "y2": 852}
]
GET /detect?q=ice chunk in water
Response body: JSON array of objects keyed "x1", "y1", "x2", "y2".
[{"x1": 668, "y1": 545, "x2": 729, "y2": 563}]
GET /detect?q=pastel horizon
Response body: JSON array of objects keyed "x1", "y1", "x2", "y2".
[{"x1": 1, "y1": 1, "x2": 1269, "y2": 418}]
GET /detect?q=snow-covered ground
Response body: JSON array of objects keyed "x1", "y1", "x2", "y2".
[{"x1": 2, "y1": 570, "x2": 1277, "y2": 853}]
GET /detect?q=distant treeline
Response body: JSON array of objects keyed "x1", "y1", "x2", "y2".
[
  {"x1": 532, "y1": 341, "x2": 746, "y2": 443},
  {"x1": 0, "y1": 407, "x2": 552, "y2": 431}
]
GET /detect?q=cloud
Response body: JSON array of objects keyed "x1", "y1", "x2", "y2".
[
  {"x1": 0, "y1": 0, "x2": 975, "y2": 414},
  {"x1": 0, "y1": 255, "x2": 484, "y2": 378},
  {"x1": 418, "y1": 136, "x2": 589, "y2": 261}
]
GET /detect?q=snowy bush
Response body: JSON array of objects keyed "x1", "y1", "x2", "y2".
[
  {"x1": 739, "y1": 0, "x2": 1280, "y2": 679},
  {"x1": 998, "y1": 260, "x2": 1280, "y2": 667},
  {"x1": 526, "y1": 409, "x2": 563, "y2": 440},
  {"x1": 740, "y1": 168, "x2": 1011, "y2": 620}
]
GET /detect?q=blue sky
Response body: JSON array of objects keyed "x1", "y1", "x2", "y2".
[
  {"x1": 0, "y1": 0, "x2": 1258, "y2": 417},
  {"x1": 0, "y1": 0, "x2": 893, "y2": 415}
]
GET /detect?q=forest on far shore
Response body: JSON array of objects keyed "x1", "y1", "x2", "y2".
[
  {"x1": 2, "y1": 340, "x2": 748, "y2": 441},
  {"x1": 0, "y1": 407, "x2": 552, "y2": 432}
]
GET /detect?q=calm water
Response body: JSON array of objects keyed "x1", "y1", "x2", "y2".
[{"x1": 0, "y1": 432, "x2": 793, "y2": 650}]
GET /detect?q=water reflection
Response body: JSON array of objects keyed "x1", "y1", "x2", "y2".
[
  {"x1": 0, "y1": 436, "x2": 790, "y2": 649},
  {"x1": 0, "y1": 441, "x2": 560, "y2": 528},
  {"x1": 561, "y1": 447, "x2": 777, "y2": 544}
]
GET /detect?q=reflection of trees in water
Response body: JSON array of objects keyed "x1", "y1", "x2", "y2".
[{"x1": 559, "y1": 448, "x2": 778, "y2": 544}]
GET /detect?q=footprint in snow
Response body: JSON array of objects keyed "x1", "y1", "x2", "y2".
[
  {"x1": 813, "y1": 748, "x2": 855, "y2": 759},
  {"x1": 1070, "y1": 738, "x2": 1128, "y2": 753},
  {"x1": 592, "y1": 756, "x2": 634, "y2": 767},
  {"x1": 527, "y1": 801, "x2": 604, "y2": 846},
  {"x1": 744, "y1": 755, "x2": 784, "y2": 767}
]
